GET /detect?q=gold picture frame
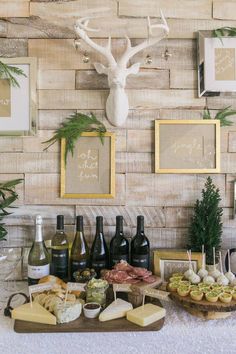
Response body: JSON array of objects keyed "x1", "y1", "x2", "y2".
[
  {"x1": 155, "y1": 120, "x2": 220, "y2": 174},
  {"x1": 61, "y1": 132, "x2": 115, "y2": 199},
  {"x1": 0, "y1": 57, "x2": 37, "y2": 136},
  {"x1": 153, "y1": 249, "x2": 203, "y2": 281}
]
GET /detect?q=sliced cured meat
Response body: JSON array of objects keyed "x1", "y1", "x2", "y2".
[
  {"x1": 142, "y1": 275, "x2": 157, "y2": 283},
  {"x1": 114, "y1": 261, "x2": 133, "y2": 272}
]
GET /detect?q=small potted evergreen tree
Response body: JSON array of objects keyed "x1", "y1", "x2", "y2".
[{"x1": 188, "y1": 176, "x2": 223, "y2": 266}]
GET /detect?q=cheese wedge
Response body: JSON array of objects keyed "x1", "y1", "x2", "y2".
[
  {"x1": 99, "y1": 298, "x2": 133, "y2": 322},
  {"x1": 126, "y1": 303, "x2": 166, "y2": 327},
  {"x1": 12, "y1": 302, "x2": 57, "y2": 325}
]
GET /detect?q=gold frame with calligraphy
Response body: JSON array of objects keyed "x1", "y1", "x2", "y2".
[
  {"x1": 153, "y1": 249, "x2": 202, "y2": 281},
  {"x1": 61, "y1": 132, "x2": 115, "y2": 199},
  {"x1": 155, "y1": 120, "x2": 220, "y2": 174}
]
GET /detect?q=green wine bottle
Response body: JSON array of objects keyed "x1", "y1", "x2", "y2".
[
  {"x1": 28, "y1": 215, "x2": 50, "y2": 285},
  {"x1": 70, "y1": 215, "x2": 90, "y2": 281},
  {"x1": 51, "y1": 215, "x2": 69, "y2": 281},
  {"x1": 90, "y1": 216, "x2": 109, "y2": 276}
]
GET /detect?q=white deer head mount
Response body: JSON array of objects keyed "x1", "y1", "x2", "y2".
[{"x1": 75, "y1": 11, "x2": 169, "y2": 127}]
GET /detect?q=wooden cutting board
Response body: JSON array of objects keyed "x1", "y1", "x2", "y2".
[{"x1": 14, "y1": 298, "x2": 165, "y2": 333}]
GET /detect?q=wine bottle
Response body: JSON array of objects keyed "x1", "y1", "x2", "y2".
[
  {"x1": 131, "y1": 215, "x2": 150, "y2": 269},
  {"x1": 70, "y1": 215, "x2": 90, "y2": 281},
  {"x1": 28, "y1": 215, "x2": 50, "y2": 285},
  {"x1": 110, "y1": 215, "x2": 129, "y2": 267},
  {"x1": 90, "y1": 216, "x2": 109, "y2": 276},
  {"x1": 51, "y1": 215, "x2": 69, "y2": 281}
]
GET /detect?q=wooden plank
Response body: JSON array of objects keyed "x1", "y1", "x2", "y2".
[
  {"x1": 0, "y1": 2, "x2": 29, "y2": 17},
  {"x1": 126, "y1": 110, "x2": 159, "y2": 130},
  {"x1": 126, "y1": 153, "x2": 153, "y2": 173},
  {"x1": 30, "y1": 0, "x2": 117, "y2": 19},
  {"x1": 226, "y1": 174, "x2": 236, "y2": 208},
  {"x1": 39, "y1": 110, "x2": 75, "y2": 129},
  {"x1": 207, "y1": 96, "x2": 236, "y2": 111},
  {"x1": 213, "y1": 1, "x2": 236, "y2": 20},
  {"x1": 221, "y1": 153, "x2": 236, "y2": 173},
  {"x1": 127, "y1": 130, "x2": 154, "y2": 152},
  {"x1": 126, "y1": 174, "x2": 226, "y2": 207},
  {"x1": 170, "y1": 69, "x2": 197, "y2": 89},
  {"x1": 119, "y1": 0, "x2": 212, "y2": 19},
  {"x1": 76, "y1": 69, "x2": 170, "y2": 90},
  {"x1": 5, "y1": 205, "x2": 75, "y2": 226},
  {"x1": 0, "y1": 137, "x2": 23, "y2": 152},
  {"x1": 28, "y1": 38, "x2": 126, "y2": 70},
  {"x1": 38, "y1": 70, "x2": 76, "y2": 89},
  {"x1": 159, "y1": 108, "x2": 203, "y2": 120},
  {"x1": 228, "y1": 132, "x2": 236, "y2": 152},
  {"x1": 23, "y1": 131, "x2": 59, "y2": 152},
  {"x1": 0, "y1": 153, "x2": 59, "y2": 173},
  {"x1": 167, "y1": 19, "x2": 236, "y2": 39},
  {"x1": 0, "y1": 39, "x2": 27, "y2": 57},
  {"x1": 128, "y1": 90, "x2": 205, "y2": 109},
  {"x1": 130, "y1": 39, "x2": 196, "y2": 70},
  {"x1": 38, "y1": 90, "x2": 108, "y2": 109},
  {"x1": 75, "y1": 205, "x2": 165, "y2": 228},
  {"x1": 25, "y1": 173, "x2": 126, "y2": 206},
  {"x1": 165, "y1": 207, "x2": 193, "y2": 228},
  {"x1": 6, "y1": 17, "x2": 75, "y2": 39}
]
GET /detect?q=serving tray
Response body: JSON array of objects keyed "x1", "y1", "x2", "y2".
[
  {"x1": 170, "y1": 291, "x2": 236, "y2": 320},
  {"x1": 14, "y1": 297, "x2": 165, "y2": 333}
]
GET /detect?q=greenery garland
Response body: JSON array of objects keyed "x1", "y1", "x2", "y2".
[
  {"x1": 43, "y1": 112, "x2": 107, "y2": 163},
  {"x1": 203, "y1": 106, "x2": 236, "y2": 126},
  {"x1": 213, "y1": 27, "x2": 236, "y2": 44},
  {"x1": 0, "y1": 179, "x2": 23, "y2": 242},
  {"x1": 0, "y1": 60, "x2": 26, "y2": 87}
]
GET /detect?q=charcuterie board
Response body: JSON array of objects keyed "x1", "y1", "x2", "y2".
[
  {"x1": 14, "y1": 296, "x2": 165, "y2": 333},
  {"x1": 170, "y1": 291, "x2": 236, "y2": 320}
]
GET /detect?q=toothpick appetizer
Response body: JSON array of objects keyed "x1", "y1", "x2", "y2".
[
  {"x1": 198, "y1": 245, "x2": 208, "y2": 279},
  {"x1": 217, "y1": 251, "x2": 229, "y2": 286},
  {"x1": 225, "y1": 249, "x2": 235, "y2": 283}
]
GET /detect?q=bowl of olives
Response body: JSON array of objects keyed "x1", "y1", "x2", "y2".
[{"x1": 73, "y1": 268, "x2": 97, "y2": 283}]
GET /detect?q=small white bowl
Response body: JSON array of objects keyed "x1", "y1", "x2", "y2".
[{"x1": 83, "y1": 303, "x2": 101, "y2": 319}]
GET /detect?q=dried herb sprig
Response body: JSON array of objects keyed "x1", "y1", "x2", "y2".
[
  {"x1": 43, "y1": 112, "x2": 107, "y2": 163},
  {"x1": 0, "y1": 61, "x2": 26, "y2": 87},
  {"x1": 0, "y1": 179, "x2": 23, "y2": 242},
  {"x1": 203, "y1": 106, "x2": 236, "y2": 126}
]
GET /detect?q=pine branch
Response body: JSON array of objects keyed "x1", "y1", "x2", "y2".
[
  {"x1": 0, "y1": 179, "x2": 23, "y2": 242},
  {"x1": 0, "y1": 61, "x2": 26, "y2": 87},
  {"x1": 43, "y1": 112, "x2": 107, "y2": 164},
  {"x1": 203, "y1": 106, "x2": 235, "y2": 126}
]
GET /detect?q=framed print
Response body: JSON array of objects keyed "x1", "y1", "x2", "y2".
[
  {"x1": 153, "y1": 249, "x2": 202, "y2": 281},
  {"x1": 0, "y1": 57, "x2": 37, "y2": 136},
  {"x1": 61, "y1": 132, "x2": 115, "y2": 198},
  {"x1": 197, "y1": 31, "x2": 236, "y2": 96},
  {"x1": 155, "y1": 120, "x2": 220, "y2": 174}
]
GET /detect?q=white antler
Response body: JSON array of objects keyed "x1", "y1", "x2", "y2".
[
  {"x1": 118, "y1": 10, "x2": 169, "y2": 67},
  {"x1": 75, "y1": 17, "x2": 117, "y2": 67}
]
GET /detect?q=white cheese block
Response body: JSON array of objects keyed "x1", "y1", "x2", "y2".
[
  {"x1": 12, "y1": 302, "x2": 57, "y2": 325},
  {"x1": 99, "y1": 298, "x2": 133, "y2": 322},
  {"x1": 126, "y1": 303, "x2": 166, "y2": 327},
  {"x1": 53, "y1": 301, "x2": 82, "y2": 324}
]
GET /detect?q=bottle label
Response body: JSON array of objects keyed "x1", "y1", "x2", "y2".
[
  {"x1": 28, "y1": 264, "x2": 50, "y2": 280},
  {"x1": 71, "y1": 260, "x2": 88, "y2": 279},
  {"x1": 51, "y1": 249, "x2": 68, "y2": 279},
  {"x1": 111, "y1": 255, "x2": 129, "y2": 267},
  {"x1": 91, "y1": 260, "x2": 107, "y2": 269},
  {"x1": 131, "y1": 254, "x2": 149, "y2": 269}
]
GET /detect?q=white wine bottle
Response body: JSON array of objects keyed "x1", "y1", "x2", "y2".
[
  {"x1": 51, "y1": 215, "x2": 69, "y2": 281},
  {"x1": 28, "y1": 215, "x2": 50, "y2": 285},
  {"x1": 70, "y1": 215, "x2": 90, "y2": 281}
]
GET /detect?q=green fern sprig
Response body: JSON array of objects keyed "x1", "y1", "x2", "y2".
[
  {"x1": 213, "y1": 27, "x2": 236, "y2": 44},
  {"x1": 0, "y1": 179, "x2": 23, "y2": 242},
  {"x1": 43, "y1": 112, "x2": 107, "y2": 163},
  {"x1": 0, "y1": 61, "x2": 26, "y2": 87},
  {"x1": 203, "y1": 106, "x2": 236, "y2": 126}
]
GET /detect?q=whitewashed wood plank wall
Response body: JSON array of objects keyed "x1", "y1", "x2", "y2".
[{"x1": 0, "y1": 0, "x2": 236, "y2": 278}]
